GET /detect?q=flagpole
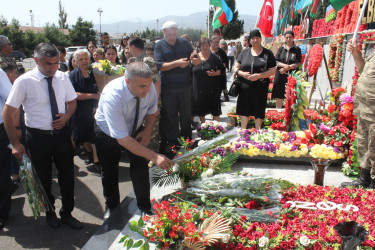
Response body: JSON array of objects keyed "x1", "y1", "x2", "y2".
[
  {"x1": 346, "y1": 0, "x2": 369, "y2": 60},
  {"x1": 208, "y1": 0, "x2": 211, "y2": 37}
]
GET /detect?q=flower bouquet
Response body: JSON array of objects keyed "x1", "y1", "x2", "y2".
[
  {"x1": 92, "y1": 59, "x2": 125, "y2": 92},
  {"x1": 151, "y1": 129, "x2": 240, "y2": 187},
  {"x1": 197, "y1": 120, "x2": 226, "y2": 140},
  {"x1": 19, "y1": 155, "x2": 53, "y2": 219}
]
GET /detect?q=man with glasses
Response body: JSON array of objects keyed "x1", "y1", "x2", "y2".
[{"x1": 0, "y1": 35, "x2": 18, "y2": 74}]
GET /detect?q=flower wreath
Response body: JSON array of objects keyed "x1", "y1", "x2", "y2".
[
  {"x1": 308, "y1": 44, "x2": 323, "y2": 77},
  {"x1": 359, "y1": 30, "x2": 375, "y2": 58},
  {"x1": 328, "y1": 34, "x2": 346, "y2": 82}
]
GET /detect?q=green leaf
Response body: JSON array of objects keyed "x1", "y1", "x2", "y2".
[
  {"x1": 138, "y1": 217, "x2": 144, "y2": 227},
  {"x1": 140, "y1": 242, "x2": 150, "y2": 250},
  {"x1": 126, "y1": 238, "x2": 134, "y2": 249},
  {"x1": 130, "y1": 220, "x2": 138, "y2": 226},
  {"x1": 119, "y1": 235, "x2": 128, "y2": 243},
  {"x1": 133, "y1": 240, "x2": 143, "y2": 248},
  {"x1": 129, "y1": 224, "x2": 139, "y2": 232},
  {"x1": 201, "y1": 194, "x2": 206, "y2": 202}
]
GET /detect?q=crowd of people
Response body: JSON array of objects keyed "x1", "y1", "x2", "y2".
[{"x1": 1, "y1": 19, "x2": 373, "y2": 233}]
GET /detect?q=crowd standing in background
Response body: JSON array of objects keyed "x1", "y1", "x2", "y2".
[{"x1": 0, "y1": 21, "x2": 298, "y2": 231}]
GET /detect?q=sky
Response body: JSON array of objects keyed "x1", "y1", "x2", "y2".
[{"x1": 1, "y1": 0, "x2": 282, "y2": 28}]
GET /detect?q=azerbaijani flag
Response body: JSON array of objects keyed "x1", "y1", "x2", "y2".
[{"x1": 210, "y1": 0, "x2": 233, "y2": 29}]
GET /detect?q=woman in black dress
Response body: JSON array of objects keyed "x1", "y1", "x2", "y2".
[
  {"x1": 210, "y1": 36, "x2": 230, "y2": 102},
  {"x1": 272, "y1": 31, "x2": 301, "y2": 108},
  {"x1": 69, "y1": 49, "x2": 101, "y2": 172},
  {"x1": 191, "y1": 37, "x2": 226, "y2": 123},
  {"x1": 233, "y1": 30, "x2": 277, "y2": 129}
]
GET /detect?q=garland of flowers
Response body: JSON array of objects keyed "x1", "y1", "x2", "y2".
[
  {"x1": 312, "y1": 19, "x2": 335, "y2": 38},
  {"x1": 284, "y1": 72, "x2": 311, "y2": 131},
  {"x1": 308, "y1": 44, "x2": 323, "y2": 77},
  {"x1": 328, "y1": 34, "x2": 345, "y2": 82},
  {"x1": 334, "y1": 0, "x2": 367, "y2": 35}
]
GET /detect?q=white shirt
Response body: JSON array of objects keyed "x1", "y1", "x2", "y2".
[
  {"x1": 6, "y1": 67, "x2": 77, "y2": 130},
  {"x1": 95, "y1": 77, "x2": 157, "y2": 139},
  {"x1": 0, "y1": 68, "x2": 12, "y2": 124},
  {"x1": 227, "y1": 45, "x2": 236, "y2": 57}
]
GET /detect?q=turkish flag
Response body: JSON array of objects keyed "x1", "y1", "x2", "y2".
[{"x1": 257, "y1": 0, "x2": 274, "y2": 37}]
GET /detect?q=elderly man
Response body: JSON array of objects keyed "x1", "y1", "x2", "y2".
[
  {"x1": 0, "y1": 68, "x2": 13, "y2": 229},
  {"x1": 341, "y1": 38, "x2": 375, "y2": 189},
  {"x1": 3, "y1": 42, "x2": 82, "y2": 229},
  {"x1": 95, "y1": 62, "x2": 173, "y2": 219},
  {"x1": 0, "y1": 35, "x2": 18, "y2": 73},
  {"x1": 154, "y1": 21, "x2": 201, "y2": 156}
]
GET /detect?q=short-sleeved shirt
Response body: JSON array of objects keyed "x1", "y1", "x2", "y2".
[
  {"x1": 227, "y1": 45, "x2": 236, "y2": 57},
  {"x1": 95, "y1": 77, "x2": 158, "y2": 139},
  {"x1": 0, "y1": 68, "x2": 12, "y2": 124},
  {"x1": 138, "y1": 52, "x2": 161, "y2": 84},
  {"x1": 236, "y1": 48, "x2": 277, "y2": 84},
  {"x1": 154, "y1": 37, "x2": 193, "y2": 94},
  {"x1": 6, "y1": 68, "x2": 77, "y2": 130},
  {"x1": 275, "y1": 44, "x2": 302, "y2": 70}
]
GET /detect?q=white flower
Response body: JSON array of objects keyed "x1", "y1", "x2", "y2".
[
  {"x1": 299, "y1": 235, "x2": 310, "y2": 246},
  {"x1": 201, "y1": 168, "x2": 214, "y2": 178},
  {"x1": 258, "y1": 236, "x2": 269, "y2": 247},
  {"x1": 221, "y1": 233, "x2": 231, "y2": 243}
]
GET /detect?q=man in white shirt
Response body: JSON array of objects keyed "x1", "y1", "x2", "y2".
[
  {"x1": 227, "y1": 41, "x2": 237, "y2": 72},
  {"x1": 2, "y1": 42, "x2": 82, "y2": 230},
  {"x1": 0, "y1": 68, "x2": 12, "y2": 229}
]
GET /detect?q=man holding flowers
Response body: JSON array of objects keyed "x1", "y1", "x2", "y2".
[{"x1": 95, "y1": 62, "x2": 173, "y2": 219}]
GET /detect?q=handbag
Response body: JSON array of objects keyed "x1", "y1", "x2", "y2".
[{"x1": 228, "y1": 77, "x2": 241, "y2": 97}]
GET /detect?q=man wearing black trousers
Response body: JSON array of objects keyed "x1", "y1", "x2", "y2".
[
  {"x1": 3, "y1": 42, "x2": 82, "y2": 229},
  {"x1": 0, "y1": 68, "x2": 12, "y2": 229},
  {"x1": 95, "y1": 62, "x2": 173, "y2": 219}
]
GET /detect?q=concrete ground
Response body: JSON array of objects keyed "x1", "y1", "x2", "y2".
[{"x1": 0, "y1": 72, "x2": 354, "y2": 249}]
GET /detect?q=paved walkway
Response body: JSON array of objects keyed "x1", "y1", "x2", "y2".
[{"x1": 0, "y1": 73, "x2": 353, "y2": 249}]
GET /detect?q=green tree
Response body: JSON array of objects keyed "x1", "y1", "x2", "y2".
[
  {"x1": 69, "y1": 17, "x2": 96, "y2": 45},
  {"x1": 131, "y1": 28, "x2": 162, "y2": 41},
  {"x1": 0, "y1": 15, "x2": 10, "y2": 36},
  {"x1": 8, "y1": 19, "x2": 25, "y2": 50},
  {"x1": 58, "y1": 0, "x2": 68, "y2": 29},
  {"x1": 178, "y1": 28, "x2": 204, "y2": 42},
  {"x1": 43, "y1": 23, "x2": 70, "y2": 46}
]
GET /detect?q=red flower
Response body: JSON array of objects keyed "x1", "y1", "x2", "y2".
[
  {"x1": 169, "y1": 231, "x2": 177, "y2": 239},
  {"x1": 246, "y1": 200, "x2": 258, "y2": 209},
  {"x1": 280, "y1": 241, "x2": 289, "y2": 249},
  {"x1": 327, "y1": 104, "x2": 336, "y2": 113}
]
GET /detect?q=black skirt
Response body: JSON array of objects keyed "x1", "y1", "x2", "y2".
[
  {"x1": 271, "y1": 68, "x2": 288, "y2": 99},
  {"x1": 236, "y1": 79, "x2": 269, "y2": 119}
]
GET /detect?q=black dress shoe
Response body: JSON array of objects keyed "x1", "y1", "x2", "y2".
[
  {"x1": 60, "y1": 214, "x2": 83, "y2": 230},
  {"x1": 46, "y1": 211, "x2": 60, "y2": 228},
  {"x1": 84, "y1": 152, "x2": 94, "y2": 165},
  {"x1": 103, "y1": 207, "x2": 112, "y2": 220},
  {"x1": 0, "y1": 217, "x2": 7, "y2": 230},
  {"x1": 140, "y1": 209, "x2": 153, "y2": 218}
]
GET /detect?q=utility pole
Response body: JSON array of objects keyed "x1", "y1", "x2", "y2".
[
  {"x1": 98, "y1": 8, "x2": 103, "y2": 34},
  {"x1": 29, "y1": 10, "x2": 34, "y2": 27}
]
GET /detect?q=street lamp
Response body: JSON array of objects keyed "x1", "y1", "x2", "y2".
[{"x1": 98, "y1": 8, "x2": 103, "y2": 34}]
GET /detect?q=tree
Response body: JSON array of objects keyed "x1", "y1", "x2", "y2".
[
  {"x1": 43, "y1": 23, "x2": 70, "y2": 46},
  {"x1": 131, "y1": 28, "x2": 163, "y2": 41},
  {"x1": 209, "y1": 0, "x2": 244, "y2": 40},
  {"x1": 0, "y1": 15, "x2": 11, "y2": 38},
  {"x1": 69, "y1": 17, "x2": 96, "y2": 45},
  {"x1": 58, "y1": 0, "x2": 68, "y2": 29},
  {"x1": 8, "y1": 19, "x2": 25, "y2": 50},
  {"x1": 178, "y1": 28, "x2": 204, "y2": 42}
]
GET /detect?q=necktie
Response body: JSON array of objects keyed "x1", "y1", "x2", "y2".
[
  {"x1": 45, "y1": 77, "x2": 59, "y2": 121},
  {"x1": 131, "y1": 97, "x2": 140, "y2": 138}
]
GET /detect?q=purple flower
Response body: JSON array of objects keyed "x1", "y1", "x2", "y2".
[
  {"x1": 291, "y1": 146, "x2": 298, "y2": 151},
  {"x1": 209, "y1": 126, "x2": 215, "y2": 131},
  {"x1": 319, "y1": 123, "x2": 330, "y2": 133},
  {"x1": 197, "y1": 126, "x2": 201, "y2": 131},
  {"x1": 339, "y1": 93, "x2": 353, "y2": 104},
  {"x1": 333, "y1": 147, "x2": 340, "y2": 153}
]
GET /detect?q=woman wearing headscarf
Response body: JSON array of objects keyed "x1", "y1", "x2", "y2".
[
  {"x1": 233, "y1": 30, "x2": 277, "y2": 129},
  {"x1": 272, "y1": 31, "x2": 302, "y2": 109}
]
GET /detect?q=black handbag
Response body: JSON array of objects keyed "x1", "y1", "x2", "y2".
[{"x1": 228, "y1": 77, "x2": 241, "y2": 97}]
